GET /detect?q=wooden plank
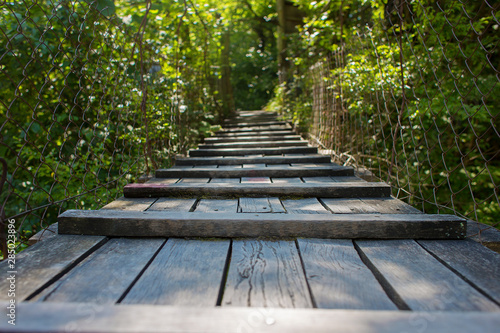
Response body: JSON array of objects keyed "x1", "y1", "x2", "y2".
[
  {"x1": 198, "y1": 141, "x2": 308, "y2": 149},
  {"x1": 242, "y1": 163, "x2": 266, "y2": 168},
  {"x1": 189, "y1": 147, "x2": 317, "y2": 157},
  {"x1": 156, "y1": 165, "x2": 354, "y2": 178},
  {"x1": 321, "y1": 198, "x2": 379, "y2": 214},
  {"x1": 223, "y1": 240, "x2": 312, "y2": 308},
  {"x1": 297, "y1": 239, "x2": 397, "y2": 310},
  {"x1": 101, "y1": 197, "x2": 157, "y2": 211},
  {"x1": 175, "y1": 155, "x2": 331, "y2": 165},
  {"x1": 148, "y1": 198, "x2": 197, "y2": 212},
  {"x1": 216, "y1": 164, "x2": 242, "y2": 169},
  {"x1": 222, "y1": 121, "x2": 288, "y2": 128},
  {"x1": 215, "y1": 130, "x2": 296, "y2": 137},
  {"x1": 418, "y1": 239, "x2": 500, "y2": 304},
  {"x1": 360, "y1": 198, "x2": 423, "y2": 214},
  {"x1": 177, "y1": 178, "x2": 210, "y2": 183},
  {"x1": 281, "y1": 198, "x2": 329, "y2": 214},
  {"x1": 146, "y1": 178, "x2": 179, "y2": 184},
  {"x1": 241, "y1": 177, "x2": 272, "y2": 183},
  {"x1": 4, "y1": 303, "x2": 500, "y2": 333},
  {"x1": 204, "y1": 135, "x2": 302, "y2": 143},
  {"x1": 272, "y1": 178, "x2": 303, "y2": 183},
  {"x1": 332, "y1": 176, "x2": 366, "y2": 183},
  {"x1": 355, "y1": 239, "x2": 499, "y2": 311},
  {"x1": 59, "y1": 210, "x2": 466, "y2": 239},
  {"x1": 123, "y1": 182, "x2": 392, "y2": 198},
  {"x1": 0, "y1": 235, "x2": 106, "y2": 301},
  {"x1": 122, "y1": 238, "x2": 230, "y2": 306},
  {"x1": 28, "y1": 222, "x2": 58, "y2": 245},
  {"x1": 195, "y1": 199, "x2": 238, "y2": 213},
  {"x1": 216, "y1": 127, "x2": 292, "y2": 135},
  {"x1": 302, "y1": 177, "x2": 337, "y2": 183},
  {"x1": 33, "y1": 238, "x2": 164, "y2": 303},
  {"x1": 467, "y1": 221, "x2": 500, "y2": 253},
  {"x1": 238, "y1": 197, "x2": 285, "y2": 213},
  {"x1": 209, "y1": 178, "x2": 241, "y2": 183}
]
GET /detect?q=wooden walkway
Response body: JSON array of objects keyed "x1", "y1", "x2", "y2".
[{"x1": 1, "y1": 110, "x2": 500, "y2": 332}]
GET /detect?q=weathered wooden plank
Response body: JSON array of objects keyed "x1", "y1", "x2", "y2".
[
  {"x1": 360, "y1": 198, "x2": 423, "y2": 214},
  {"x1": 198, "y1": 141, "x2": 308, "y2": 149},
  {"x1": 241, "y1": 177, "x2": 272, "y2": 183},
  {"x1": 123, "y1": 182, "x2": 392, "y2": 198},
  {"x1": 222, "y1": 121, "x2": 288, "y2": 128},
  {"x1": 0, "y1": 235, "x2": 106, "y2": 301},
  {"x1": 175, "y1": 155, "x2": 331, "y2": 165},
  {"x1": 157, "y1": 165, "x2": 354, "y2": 178},
  {"x1": 281, "y1": 198, "x2": 329, "y2": 214},
  {"x1": 216, "y1": 164, "x2": 242, "y2": 169},
  {"x1": 59, "y1": 210, "x2": 466, "y2": 239},
  {"x1": 101, "y1": 197, "x2": 157, "y2": 211},
  {"x1": 177, "y1": 178, "x2": 210, "y2": 183},
  {"x1": 28, "y1": 222, "x2": 58, "y2": 245},
  {"x1": 297, "y1": 239, "x2": 397, "y2": 310},
  {"x1": 321, "y1": 198, "x2": 379, "y2": 214},
  {"x1": 467, "y1": 221, "x2": 500, "y2": 253},
  {"x1": 355, "y1": 239, "x2": 499, "y2": 311},
  {"x1": 146, "y1": 178, "x2": 180, "y2": 184},
  {"x1": 204, "y1": 135, "x2": 302, "y2": 143},
  {"x1": 215, "y1": 130, "x2": 296, "y2": 137},
  {"x1": 122, "y1": 238, "x2": 230, "y2": 306},
  {"x1": 223, "y1": 240, "x2": 312, "y2": 308},
  {"x1": 148, "y1": 198, "x2": 197, "y2": 212},
  {"x1": 242, "y1": 163, "x2": 267, "y2": 168},
  {"x1": 331, "y1": 176, "x2": 367, "y2": 183},
  {"x1": 189, "y1": 146, "x2": 317, "y2": 157},
  {"x1": 238, "y1": 197, "x2": 285, "y2": 213},
  {"x1": 216, "y1": 127, "x2": 291, "y2": 135},
  {"x1": 5, "y1": 303, "x2": 500, "y2": 333},
  {"x1": 195, "y1": 199, "x2": 238, "y2": 213},
  {"x1": 209, "y1": 178, "x2": 241, "y2": 183},
  {"x1": 302, "y1": 177, "x2": 337, "y2": 183},
  {"x1": 33, "y1": 238, "x2": 164, "y2": 303},
  {"x1": 272, "y1": 177, "x2": 303, "y2": 183},
  {"x1": 418, "y1": 239, "x2": 500, "y2": 304}
]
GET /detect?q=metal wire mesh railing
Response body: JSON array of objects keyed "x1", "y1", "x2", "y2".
[
  {"x1": 0, "y1": 0, "x2": 221, "y2": 255},
  {"x1": 304, "y1": 1, "x2": 499, "y2": 230}
]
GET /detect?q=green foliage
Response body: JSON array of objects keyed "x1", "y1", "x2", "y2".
[{"x1": 269, "y1": 0, "x2": 499, "y2": 227}]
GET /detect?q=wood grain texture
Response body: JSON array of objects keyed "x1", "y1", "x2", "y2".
[
  {"x1": 148, "y1": 198, "x2": 197, "y2": 212},
  {"x1": 359, "y1": 198, "x2": 422, "y2": 214},
  {"x1": 215, "y1": 130, "x2": 296, "y2": 137},
  {"x1": 156, "y1": 165, "x2": 354, "y2": 178},
  {"x1": 28, "y1": 222, "x2": 58, "y2": 245},
  {"x1": 175, "y1": 155, "x2": 331, "y2": 165},
  {"x1": 223, "y1": 240, "x2": 312, "y2": 308},
  {"x1": 33, "y1": 238, "x2": 164, "y2": 303},
  {"x1": 189, "y1": 146, "x2": 317, "y2": 157},
  {"x1": 58, "y1": 210, "x2": 467, "y2": 239},
  {"x1": 209, "y1": 178, "x2": 241, "y2": 183},
  {"x1": 122, "y1": 238, "x2": 230, "y2": 306},
  {"x1": 355, "y1": 239, "x2": 499, "y2": 311},
  {"x1": 418, "y1": 239, "x2": 500, "y2": 304},
  {"x1": 4, "y1": 302, "x2": 500, "y2": 333},
  {"x1": 0, "y1": 235, "x2": 106, "y2": 301},
  {"x1": 195, "y1": 199, "x2": 238, "y2": 213},
  {"x1": 204, "y1": 135, "x2": 302, "y2": 143},
  {"x1": 238, "y1": 197, "x2": 285, "y2": 213},
  {"x1": 281, "y1": 198, "x2": 329, "y2": 214},
  {"x1": 297, "y1": 239, "x2": 397, "y2": 310},
  {"x1": 272, "y1": 177, "x2": 303, "y2": 183},
  {"x1": 177, "y1": 178, "x2": 210, "y2": 183},
  {"x1": 321, "y1": 198, "x2": 379, "y2": 214},
  {"x1": 101, "y1": 197, "x2": 157, "y2": 211},
  {"x1": 123, "y1": 182, "x2": 392, "y2": 198},
  {"x1": 241, "y1": 177, "x2": 272, "y2": 183}
]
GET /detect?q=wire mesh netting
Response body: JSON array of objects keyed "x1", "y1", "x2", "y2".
[
  {"x1": 0, "y1": 0, "x2": 224, "y2": 255},
  {"x1": 302, "y1": 1, "x2": 499, "y2": 232}
]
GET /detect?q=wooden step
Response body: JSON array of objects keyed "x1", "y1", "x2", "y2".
[
  {"x1": 204, "y1": 135, "x2": 302, "y2": 143},
  {"x1": 175, "y1": 155, "x2": 331, "y2": 165},
  {"x1": 222, "y1": 121, "x2": 288, "y2": 128},
  {"x1": 189, "y1": 146, "x2": 317, "y2": 157},
  {"x1": 123, "y1": 182, "x2": 391, "y2": 198},
  {"x1": 215, "y1": 130, "x2": 296, "y2": 137},
  {"x1": 58, "y1": 210, "x2": 466, "y2": 239},
  {"x1": 156, "y1": 165, "x2": 354, "y2": 178},
  {"x1": 198, "y1": 141, "x2": 309, "y2": 149},
  {"x1": 216, "y1": 127, "x2": 292, "y2": 135}
]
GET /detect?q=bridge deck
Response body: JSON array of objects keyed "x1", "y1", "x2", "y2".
[{"x1": 2, "y1": 110, "x2": 499, "y2": 332}]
